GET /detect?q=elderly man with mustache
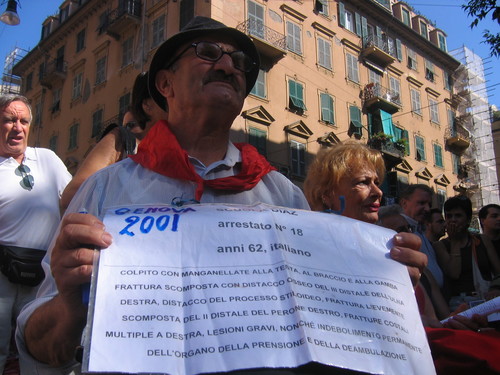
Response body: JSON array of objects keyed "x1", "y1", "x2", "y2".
[{"x1": 17, "y1": 17, "x2": 426, "y2": 375}]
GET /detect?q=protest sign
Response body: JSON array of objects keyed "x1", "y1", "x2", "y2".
[{"x1": 83, "y1": 203, "x2": 435, "y2": 375}]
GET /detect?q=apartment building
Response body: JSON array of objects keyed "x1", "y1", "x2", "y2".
[{"x1": 13, "y1": 0, "x2": 464, "y2": 206}]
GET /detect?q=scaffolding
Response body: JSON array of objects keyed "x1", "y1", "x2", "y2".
[
  {"x1": 450, "y1": 46, "x2": 500, "y2": 208},
  {"x1": 1, "y1": 46, "x2": 28, "y2": 94}
]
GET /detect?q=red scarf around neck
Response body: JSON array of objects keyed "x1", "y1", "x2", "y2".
[{"x1": 130, "y1": 120, "x2": 275, "y2": 201}]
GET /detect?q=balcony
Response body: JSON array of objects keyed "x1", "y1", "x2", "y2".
[
  {"x1": 368, "y1": 134, "x2": 405, "y2": 170},
  {"x1": 360, "y1": 35, "x2": 396, "y2": 66},
  {"x1": 40, "y1": 59, "x2": 67, "y2": 89},
  {"x1": 445, "y1": 123, "x2": 471, "y2": 153},
  {"x1": 237, "y1": 19, "x2": 286, "y2": 64},
  {"x1": 106, "y1": 0, "x2": 141, "y2": 39},
  {"x1": 363, "y1": 83, "x2": 401, "y2": 114}
]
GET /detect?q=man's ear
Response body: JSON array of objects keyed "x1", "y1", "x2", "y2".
[{"x1": 155, "y1": 70, "x2": 173, "y2": 99}]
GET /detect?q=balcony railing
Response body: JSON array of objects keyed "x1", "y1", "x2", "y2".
[
  {"x1": 368, "y1": 136, "x2": 405, "y2": 169},
  {"x1": 361, "y1": 35, "x2": 395, "y2": 66},
  {"x1": 40, "y1": 59, "x2": 67, "y2": 89},
  {"x1": 363, "y1": 83, "x2": 401, "y2": 114},
  {"x1": 237, "y1": 19, "x2": 286, "y2": 62},
  {"x1": 105, "y1": 0, "x2": 141, "y2": 38}
]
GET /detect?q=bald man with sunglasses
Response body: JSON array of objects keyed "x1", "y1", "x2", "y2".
[{"x1": 0, "y1": 94, "x2": 71, "y2": 373}]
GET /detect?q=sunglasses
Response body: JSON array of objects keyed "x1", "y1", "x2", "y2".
[
  {"x1": 16, "y1": 164, "x2": 34, "y2": 191},
  {"x1": 165, "y1": 41, "x2": 256, "y2": 73}
]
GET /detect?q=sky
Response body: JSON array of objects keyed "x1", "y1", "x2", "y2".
[{"x1": 0, "y1": 0, "x2": 499, "y2": 107}]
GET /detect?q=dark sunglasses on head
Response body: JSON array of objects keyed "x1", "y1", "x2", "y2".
[
  {"x1": 16, "y1": 164, "x2": 34, "y2": 191},
  {"x1": 165, "y1": 41, "x2": 256, "y2": 73}
]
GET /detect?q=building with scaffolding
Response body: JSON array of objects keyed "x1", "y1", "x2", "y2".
[
  {"x1": 450, "y1": 46, "x2": 500, "y2": 211},
  {"x1": 12, "y1": 0, "x2": 465, "y2": 208},
  {"x1": 1, "y1": 46, "x2": 27, "y2": 94}
]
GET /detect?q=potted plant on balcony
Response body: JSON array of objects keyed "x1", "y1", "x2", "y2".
[
  {"x1": 368, "y1": 132, "x2": 392, "y2": 150},
  {"x1": 394, "y1": 138, "x2": 408, "y2": 154}
]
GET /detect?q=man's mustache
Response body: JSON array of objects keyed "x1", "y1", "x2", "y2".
[{"x1": 203, "y1": 71, "x2": 240, "y2": 92}]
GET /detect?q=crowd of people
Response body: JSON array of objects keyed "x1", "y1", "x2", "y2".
[{"x1": 0, "y1": 15, "x2": 499, "y2": 375}]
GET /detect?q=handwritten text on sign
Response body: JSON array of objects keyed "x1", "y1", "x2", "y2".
[{"x1": 84, "y1": 203, "x2": 435, "y2": 375}]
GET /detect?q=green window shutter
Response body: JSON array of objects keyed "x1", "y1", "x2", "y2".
[
  {"x1": 320, "y1": 93, "x2": 334, "y2": 124},
  {"x1": 355, "y1": 12, "x2": 361, "y2": 37},
  {"x1": 375, "y1": 26, "x2": 382, "y2": 45},
  {"x1": 402, "y1": 129, "x2": 410, "y2": 155},
  {"x1": 249, "y1": 128, "x2": 267, "y2": 156},
  {"x1": 361, "y1": 16, "x2": 368, "y2": 39},
  {"x1": 289, "y1": 80, "x2": 306, "y2": 111},
  {"x1": 395, "y1": 39, "x2": 402, "y2": 61},
  {"x1": 349, "y1": 105, "x2": 362, "y2": 135},
  {"x1": 434, "y1": 144, "x2": 443, "y2": 167},
  {"x1": 416, "y1": 136, "x2": 425, "y2": 161},
  {"x1": 338, "y1": 2, "x2": 345, "y2": 28}
]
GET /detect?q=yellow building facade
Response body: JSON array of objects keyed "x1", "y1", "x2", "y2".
[{"x1": 13, "y1": 0, "x2": 468, "y2": 206}]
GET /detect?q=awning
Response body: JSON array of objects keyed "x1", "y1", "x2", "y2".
[{"x1": 379, "y1": 109, "x2": 395, "y2": 138}]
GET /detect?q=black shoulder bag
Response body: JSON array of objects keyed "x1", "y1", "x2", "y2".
[{"x1": 0, "y1": 245, "x2": 46, "y2": 287}]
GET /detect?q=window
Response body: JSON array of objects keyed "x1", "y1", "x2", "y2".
[
  {"x1": 452, "y1": 153, "x2": 460, "y2": 174},
  {"x1": 389, "y1": 76, "x2": 401, "y2": 100},
  {"x1": 346, "y1": 52, "x2": 359, "y2": 83},
  {"x1": 415, "y1": 135, "x2": 426, "y2": 161},
  {"x1": 402, "y1": 8, "x2": 411, "y2": 26},
  {"x1": 97, "y1": 11, "x2": 108, "y2": 35},
  {"x1": 290, "y1": 140, "x2": 306, "y2": 177},
  {"x1": 179, "y1": 0, "x2": 194, "y2": 30},
  {"x1": 69, "y1": 123, "x2": 79, "y2": 150},
  {"x1": 49, "y1": 135, "x2": 58, "y2": 153},
  {"x1": 151, "y1": 15, "x2": 165, "y2": 48},
  {"x1": 92, "y1": 109, "x2": 103, "y2": 138},
  {"x1": 315, "y1": 0, "x2": 329, "y2": 16},
  {"x1": 419, "y1": 21, "x2": 428, "y2": 39},
  {"x1": 349, "y1": 105, "x2": 362, "y2": 136},
  {"x1": 410, "y1": 88, "x2": 421, "y2": 115},
  {"x1": 119, "y1": 92, "x2": 131, "y2": 123},
  {"x1": 51, "y1": 89, "x2": 61, "y2": 113},
  {"x1": 433, "y1": 143, "x2": 443, "y2": 167},
  {"x1": 248, "y1": 0, "x2": 265, "y2": 39},
  {"x1": 26, "y1": 72, "x2": 33, "y2": 91},
  {"x1": 443, "y1": 70, "x2": 452, "y2": 91},
  {"x1": 60, "y1": 6, "x2": 69, "y2": 23},
  {"x1": 122, "y1": 37, "x2": 133, "y2": 67},
  {"x1": 407, "y1": 48, "x2": 418, "y2": 70},
  {"x1": 250, "y1": 69, "x2": 266, "y2": 98},
  {"x1": 345, "y1": 10, "x2": 354, "y2": 32},
  {"x1": 72, "y1": 72, "x2": 83, "y2": 100},
  {"x1": 286, "y1": 20, "x2": 302, "y2": 55},
  {"x1": 438, "y1": 33, "x2": 447, "y2": 52},
  {"x1": 95, "y1": 56, "x2": 107, "y2": 85},
  {"x1": 248, "y1": 128, "x2": 267, "y2": 156},
  {"x1": 76, "y1": 29, "x2": 86, "y2": 52},
  {"x1": 393, "y1": 126, "x2": 410, "y2": 155},
  {"x1": 317, "y1": 37, "x2": 332, "y2": 70},
  {"x1": 429, "y1": 99, "x2": 440, "y2": 124},
  {"x1": 41, "y1": 23, "x2": 51, "y2": 39},
  {"x1": 425, "y1": 60, "x2": 435, "y2": 82},
  {"x1": 368, "y1": 68, "x2": 382, "y2": 86},
  {"x1": 38, "y1": 63, "x2": 45, "y2": 82},
  {"x1": 288, "y1": 79, "x2": 306, "y2": 113},
  {"x1": 33, "y1": 102, "x2": 42, "y2": 127},
  {"x1": 320, "y1": 92, "x2": 334, "y2": 125}
]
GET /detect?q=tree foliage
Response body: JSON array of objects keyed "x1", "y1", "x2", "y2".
[{"x1": 463, "y1": 0, "x2": 500, "y2": 56}]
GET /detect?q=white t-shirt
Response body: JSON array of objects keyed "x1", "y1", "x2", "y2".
[
  {"x1": 0, "y1": 147, "x2": 71, "y2": 250},
  {"x1": 17, "y1": 143, "x2": 309, "y2": 374}
]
